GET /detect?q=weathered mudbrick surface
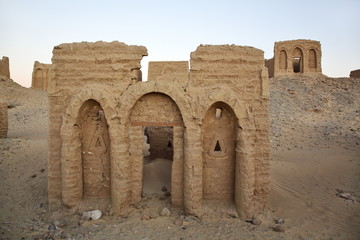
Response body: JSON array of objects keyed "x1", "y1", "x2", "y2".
[
  {"x1": 31, "y1": 61, "x2": 51, "y2": 91},
  {"x1": 48, "y1": 41, "x2": 270, "y2": 219},
  {"x1": 266, "y1": 39, "x2": 322, "y2": 77},
  {"x1": 0, "y1": 56, "x2": 10, "y2": 80},
  {"x1": 0, "y1": 102, "x2": 8, "y2": 138}
]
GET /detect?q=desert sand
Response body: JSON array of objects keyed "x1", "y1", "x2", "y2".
[{"x1": 0, "y1": 75, "x2": 359, "y2": 240}]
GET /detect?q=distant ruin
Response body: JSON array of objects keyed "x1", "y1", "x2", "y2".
[
  {"x1": 47, "y1": 41, "x2": 270, "y2": 219},
  {"x1": 350, "y1": 69, "x2": 360, "y2": 78},
  {"x1": 0, "y1": 102, "x2": 8, "y2": 138},
  {"x1": 0, "y1": 56, "x2": 10, "y2": 80},
  {"x1": 266, "y1": 39, "x2": 322, "y2": 77},
  {"x1": 31, "y1": 61, "x2": 51, "y2": 91}
]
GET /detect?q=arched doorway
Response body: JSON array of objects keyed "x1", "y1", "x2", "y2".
[
  {"x1": 292, "y1": 47, "x2": 304, "y2": 73},
  {"x1": 129, "y1": 93, "x2": 184, "y2": 206},
  {"x1": 78, "y1": 99, "x2": 111, "y2": 199},
  {"x1": 202, "y1": 102, "x2": 237, "y2": 201}
]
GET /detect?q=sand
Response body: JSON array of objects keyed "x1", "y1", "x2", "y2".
[{"x1": 0, "y1": 76, "x2": 359, "y2": 240}]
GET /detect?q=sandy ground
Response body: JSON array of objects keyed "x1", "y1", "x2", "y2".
[{"x1": 0, "y1": 75, "x2": 359, "y2": 240}]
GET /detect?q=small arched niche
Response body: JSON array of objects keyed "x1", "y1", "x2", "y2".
[
  {"x1": 202, "y1": 102, "x2": 237, "y2": 201},
  {"x1": 279, "y1": 50, "x2": 287, "y2": 70},
  {"x1": 309, "y1": 49, "x2": 317, "y2": 69},
  {"x1": 34, "y1": 69, "x2": 44, "y2": 89},
  {"x1": 78, "y1": 99, "x2": 111, "y2": 199}
]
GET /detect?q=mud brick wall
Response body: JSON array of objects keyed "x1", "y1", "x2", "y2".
[
  {"x1": 0, "y1": 102, "x2": 8, "y2": 138},
  {"x1": 148, "y1": 61, "x2": 189, "y2": 81}
]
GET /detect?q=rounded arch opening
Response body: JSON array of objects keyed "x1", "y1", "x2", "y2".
[
  {"x1": 128, "y1": 92, "x2": 185, "y2": 206},
  {"x1": 78, "y1": 99, "x2": 111, "y2": 199},
  {"x1": 202, "y1": 101, "x2": 237, "y2": 201},
  {"x1": 292, "y1": 47, "x2": 304, "y2": 73},
  {"x1": 279, "y1": 50, "x2": 287, "y2": 70},
  {"x1": 34, "y1": 68, "x2": 44, "y2": 89},
  {"x1": 309, "y1": 49, "x2": 317, "y2": 68}
]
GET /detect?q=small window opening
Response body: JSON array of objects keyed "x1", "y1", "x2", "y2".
[
  {"x1": 167, "y1": 140, "x2": 172, "y2": 148},
  {"x1": 214, "y1": 140, "x2": 222, "y2": 152},
  {"x1": 293, "y1": 57, "x2": 301, "y2": 73},
  {"x1": 215, "y1": 108, "x2": 222, "y2": 118}
]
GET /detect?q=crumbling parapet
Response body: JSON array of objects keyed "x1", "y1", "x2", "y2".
[
  {"x1": 31, "y1": 61, "x2": 51, "y2": 91},
  {"x1": 0, "y1": 102, "x2": 8, "y2": 138},
  {"x1": 0, "y1": 56, "x2": 10, "y2": 80},
  {"x1": 272, "y1": 39, "x2": 322, "y2": 77}
]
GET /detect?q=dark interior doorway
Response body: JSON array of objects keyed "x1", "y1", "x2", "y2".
[
  {"x1": 142, "y1": 126, "x2": 173, "y2": 195},
  {"x1": 293, "y1": 57, "x2": 301, "y2": 73}
]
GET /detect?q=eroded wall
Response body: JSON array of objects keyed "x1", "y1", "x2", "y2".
[
  {"x1": 48, "y1": 42, "x2": 270, "y2": 219},
  {"x1": 0, "y1": 102, "x2": 8, "y2": 138},
  {"x1": 32, "y1": 61, "x2": 51, "y2": 91},
  {"x1": 0, "y1": 57, "x2": 10, "y2": 80},
  {"x1": 273, "y1": 39, "x2": 322, "y2": 77}
]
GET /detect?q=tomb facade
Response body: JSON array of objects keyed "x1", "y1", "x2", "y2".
[
  {"x1": 266, "y1": 39, "x2": 322, "y2": 77},
  {"x1": 48, "y1": 41, "x2": 270, "y2": 219}
]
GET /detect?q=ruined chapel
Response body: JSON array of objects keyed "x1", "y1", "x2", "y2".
[{"x1": 47, "y1": 41, "x2": 270, "y2": 219}]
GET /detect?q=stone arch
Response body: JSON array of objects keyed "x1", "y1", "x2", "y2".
[
  {"x1": 292, "y1": 47, "x2": 304, "y2": 73},
  {"x1": 119, "y1": 81, "x2": 193, "y2": 128},
  {"x1": 202, "y1": 102, "x2": 237, "y2": 200},
  {"x1": 127, "y1": 91, "x2": 185, "y2": 207},
  {"x1": 279, "y1": 50, "x2": 287, "y2": 70},
  {"x1": 309, "y1": 49, "x2": 317, "y2": 68},
  {"x1": 197, "y1": 88, "x2": 249, "y2": 127},
  {"x1": 60, "y1": 88, "x2": 116, "y2": 208}
]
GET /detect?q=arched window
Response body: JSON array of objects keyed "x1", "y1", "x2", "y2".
[
  {"x1": 279, "y1": 50, "x2": 287, "y2": 70},
  {"x1": 292, "y1": 47, "x2": 303, "y2": 73}
]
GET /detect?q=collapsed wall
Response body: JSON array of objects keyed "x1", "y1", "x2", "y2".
[
  {"x1": 0, "y1": 56, "x2": 10, "y2": 80},
  {"x1": 48, "y1": 41, "x2": 270, "y2": 219},
  {"x1": 0, "y1": 102, "x2": 8, "y2": 138},
  {"x1": 31, "y1": 61, "x2": 52, "y2": 91}
]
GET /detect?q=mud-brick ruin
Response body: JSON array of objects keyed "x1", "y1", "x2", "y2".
[
  {"x1": 48, "y1": 41, "x2": 270, "y2": 219},
  {"x1": 31, "y1": 61, "x2": 51, "y2": 91},
  {"x1": 0, "y1": 102, "x2": 8, "y2": 138},
  {"x1": 0, "y1": 56, "x2": 10, "y2": 81},
  {"x1": 266, "y1": 39, "x2": 322, "y2": 78}
]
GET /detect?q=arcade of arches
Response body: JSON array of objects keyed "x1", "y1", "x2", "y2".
[{"x1": 48, "y1": 41, "x2": 270, "y2": 219}]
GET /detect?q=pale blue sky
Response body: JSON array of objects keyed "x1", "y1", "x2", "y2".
[{"x1": 1, "y1": 0, "x2": 359, "y2": 87}]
